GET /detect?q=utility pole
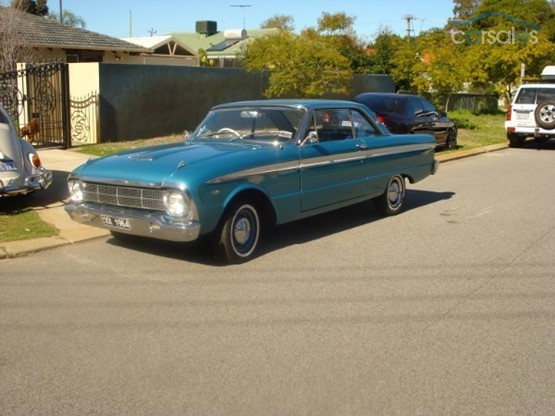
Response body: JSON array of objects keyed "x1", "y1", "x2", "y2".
[
  {"x1": 403, "y1": 14, "x2": 415, "y2": 39},
  {"x1": 59, "y1": 0, "x2": 63, "y2": 23},
  {"x1": 148, "y1": 28, "x2": 157, "y2": 37}
]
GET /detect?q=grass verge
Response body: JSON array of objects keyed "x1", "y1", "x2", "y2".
[
  {"x1": 0, "y1": 200, "x2": 57, "y2": 243},
  {"x1": 446, "y1": 110, "x2": 506, "y2": 152}
]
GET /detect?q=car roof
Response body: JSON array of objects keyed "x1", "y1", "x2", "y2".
[
  {"x1": 354, "y1": 92, "x2": 416, "y2": 100},
  {"x1": 212, "y1": 99, "x2": 371, "y2": 111},
  {"x1": 517, "y1": 83, "x2": 555, "y2": 89}
]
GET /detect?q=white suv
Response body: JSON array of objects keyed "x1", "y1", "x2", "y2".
[{"x1": 505, "y1": 66, "x2": 555, "y2": 147}]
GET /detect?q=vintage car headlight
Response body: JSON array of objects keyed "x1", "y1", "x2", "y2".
[
  {"x1": 163, "y1": 190, "x2": 190, "y2": 218},
  {"x1": 68, "y1": 180, "x2": 84, "y2": 203}
]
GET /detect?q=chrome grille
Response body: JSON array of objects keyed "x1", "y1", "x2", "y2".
[{"x1": 82, "y1": 182, "x2": 166, "y2": 211}]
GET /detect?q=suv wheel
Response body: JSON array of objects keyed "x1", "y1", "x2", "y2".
[
  {"x1": 534, "y1": 101, "x2": 555, "y2": 130},
  {"x1": 508, "y1": 133, "x2": 525, "y2": 148}
]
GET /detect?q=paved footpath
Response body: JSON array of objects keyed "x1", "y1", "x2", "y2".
[{"x1": 0, "y1": 143, "x2": 508, "y2": 260}]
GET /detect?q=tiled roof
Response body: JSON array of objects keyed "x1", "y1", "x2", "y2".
[{"x1": 0, "y1": 7, "x2": 150, "y2": 53}]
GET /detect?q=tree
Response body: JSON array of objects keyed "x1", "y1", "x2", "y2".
[
  {"x1": 241, "y1": 30, "x2": 351, "y2": 98},
  {"x1": 365, "y1": 26, "x2": 403, "y2": 75},
  {"x1": 47, "y1": 9, "x2": 86, "y2": 28},
  {"x1": 10, "y1": 0, "x2": 48, "y2": 16},
  {"x1": 317, "y1": 12, "x2": 355, "y2": 35},
  {"x1": 452, "y1": 0, "x2": 482, "y2": 19},
  {"x1": 260, "y1": 14, "x2": 294, "y2": 32},
  {"x1": 457, "y1": 0, "x2": 555, "y2": 102},
  {"x1": 0, "y1": 7, "x2": 37, "y2": 72}
]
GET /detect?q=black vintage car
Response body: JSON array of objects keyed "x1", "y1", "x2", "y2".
[{"x1": 353, "y1": 93, "x2": 458, "y2": 149}]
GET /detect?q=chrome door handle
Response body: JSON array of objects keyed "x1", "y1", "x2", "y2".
[{"x1": 356, "y1": 143, "x2": 368, "y2": 150}]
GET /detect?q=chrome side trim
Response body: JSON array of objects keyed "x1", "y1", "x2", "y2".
[
  {"x1": 207, "y1": 142, "x2": 434, "y2": 184},
  {"x1": 207, "y1": 161, "x2": 300, "y2": 184}
]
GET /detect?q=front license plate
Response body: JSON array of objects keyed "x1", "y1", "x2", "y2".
[
  {"x1": 0, "y1": 161, "x2": 17, "y2": 172},
  {"x1": 101, "y1": 215, "x2": 131, "y2": 230}
]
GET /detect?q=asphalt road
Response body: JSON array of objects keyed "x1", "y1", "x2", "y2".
[{"x1": 1, "y1": 146, "x2": 554, "y2": 416}]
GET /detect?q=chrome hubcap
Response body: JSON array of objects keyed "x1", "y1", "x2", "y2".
[
  {"x1": 233, "y1": 217, "x2": 251, "y2": 245},
  {"x1": 388, "y1": 177, "x2": 404, "y2": 208}
]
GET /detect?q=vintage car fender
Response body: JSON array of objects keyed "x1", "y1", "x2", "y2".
[{"x1": 0, "y1": 106, "x2": 52, "y2": 196}]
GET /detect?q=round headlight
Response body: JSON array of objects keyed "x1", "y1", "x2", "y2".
[
  {"x1": 68, "y1": 180, "x2": 84, "y2": 203},
  {"x1": 163, "y1": 191, "x2": 190, "y2": 218}
]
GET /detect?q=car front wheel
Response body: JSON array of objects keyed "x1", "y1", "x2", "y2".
[
  {"x1": 215, "y1": 201, "x2": 261, "y2": 264},
  {"x1": 446, "y1": 127, "x2": 458, "y2": 149},
  {"x1": 374, "y1": 174, "x2": 406, "y2": 216}
]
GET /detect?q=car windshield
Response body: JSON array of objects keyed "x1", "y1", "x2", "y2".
[{"x1": 190, "y1": 106, "x2": 306, "y2": 143}]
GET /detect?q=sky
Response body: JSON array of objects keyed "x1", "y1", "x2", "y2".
[{"x1": 57, "y1": 0, "x2": 455, "y2": 41}]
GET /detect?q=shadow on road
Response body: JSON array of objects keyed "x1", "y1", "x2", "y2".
[
  {"x1": 106, "y1": 189, "x2": 455, "y2": 266},
  {"x1": 519, "y1": 139, "x2": 555, "y2": 151}
]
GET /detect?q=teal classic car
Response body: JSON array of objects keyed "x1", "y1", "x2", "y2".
[{"x1": 65, "y1": 100, "x2": 438, "y2": 263}]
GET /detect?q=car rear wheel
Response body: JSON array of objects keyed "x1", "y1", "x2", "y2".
[
  {"x1": 374, "y1": 174, "x2": 406, "y2": 216},
  {"x1": 534, "y1": 101, "x2": 555, "y2": 130},
  {"x1": 214, "y1": 200, "x2": 261, "y2": 264},
  {"x1": 508, "y1": 133, "x2": 525, "y2": 148}
]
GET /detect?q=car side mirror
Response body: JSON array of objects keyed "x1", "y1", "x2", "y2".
[{"x1": 301, "y1": 131, "x2": 319, "y2": 146}]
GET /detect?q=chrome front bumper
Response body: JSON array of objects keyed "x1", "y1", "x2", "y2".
[
  {"x1": 65, "y1": 202, "x2": 201, "y2": 242},
  {"x1": 0, "y1": 168, "x2": 52, "y2": 196}
]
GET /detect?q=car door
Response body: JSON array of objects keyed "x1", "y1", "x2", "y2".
[{"x1": 299, "y1": 108, "x2": 368, "y2": 211}]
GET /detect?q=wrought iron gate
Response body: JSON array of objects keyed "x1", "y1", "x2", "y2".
[{"x1": 0, "y1": 62, "x2": 69, "y2": 148}]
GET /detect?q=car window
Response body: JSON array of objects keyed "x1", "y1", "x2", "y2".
[
  {"x1": 311, "y1": 109, "x2": 354, "y2": 141},
  {"x1": 308, "y1": 109, "x2": 376, "y2": 141},
  {"x1": 537, "y1": 88, "x2": 555, "y2": 102},
  {"x1": 405, "y1": 98, "x2": 423, "y2": 116},
  {"x1": 350, "y1": 110, "x2": 376, "y2": 137},
  {"x1": 515, "y1": 88, "x2": 537, "y2": 104}
]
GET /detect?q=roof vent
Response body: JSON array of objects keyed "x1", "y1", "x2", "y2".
[{"x1": 196, "y1": 21, "x2": 218, "y2": 36}]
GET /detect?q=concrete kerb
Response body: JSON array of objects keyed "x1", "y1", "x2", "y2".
[{"x1": 0, "y1": 142, "x2": 509, "y2": 260}]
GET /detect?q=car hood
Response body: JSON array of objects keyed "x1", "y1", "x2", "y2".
[{"x1": 73, "y1": 140, "x2": 282, "y2": 187}]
